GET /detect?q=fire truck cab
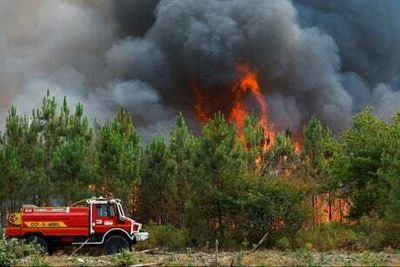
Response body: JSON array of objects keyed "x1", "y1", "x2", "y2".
[{"x1": 4, "y1": 197, "x2": 149, "y2": 254}]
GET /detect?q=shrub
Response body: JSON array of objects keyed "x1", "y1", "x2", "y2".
[
  {"x1": 356, "y1": 215, "x2": 392, "y2": 250},
  {"x1": 111, "y1": 249, "x2": 138, "y2": 266},
  {"x1": 361, "y1": 251, "x2": 388, "y2": 266},
  {"x1": 276, "y1": 237, "x2": 291, "y2": 250},
  {"x1": 292, "y1": 222, "x2": 358, "y2": 251},
  {"x1": 136, "y1": 222, "x2": 189, "y2": 251},
  {"x1": 0, "y1": 238, "x2": 41, "y2": 266},
  {"x1": 241, "y1": 180, "x2": 310, "y2": 247},
  {"x1": 293, "y1": 248, "x2": 317, "y2": 266},
  {"x1": 289, "y1": 216, "x2": 400, "y2": 252},
  {"x1": 30, "y1": 254, "x2": 50, "y2": 267}
]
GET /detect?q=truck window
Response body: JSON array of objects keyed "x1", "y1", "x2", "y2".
[{"x1": 96, "y1": 204, "x2": 115, "y2": 217}]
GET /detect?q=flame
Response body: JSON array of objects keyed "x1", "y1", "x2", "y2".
[
  {"x1": 193, "y1": 63, "x2": 302, "y2": 152},
  {"x1": 295, "y1": 144, "x2": 301, "y2": 153},
  {"x1": 255, "y1": 155, "x2": 262, "y2": 166},
  {"x1": 193, "y1": 64, "x2": 273, "y2": 132},
  {"x1": 193, "y1": 85, "x2": 208, "y2": 124},
  {"x1": 193, "y1": 65, "x2": 353, "y2": 224},
  {"x1": 313, "y1": 194, "x2": 352, "y2": 224},
  {"x1": 229, "y1": 64, "x2": 275, "y2": 144}
]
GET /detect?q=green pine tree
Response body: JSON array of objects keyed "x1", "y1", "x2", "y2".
[
  {"x1": 96, "y1": 108, "x2": 141, "y2": 207},
  {"x1": 139, "y1": 136, "x2": 176, "y2": 224},
  {"x1": 186, "y1": 113, "x2": 247, "y2": 246},
  {"x1": 169, "y1": 113, "x2": 196, "y2": 227}
]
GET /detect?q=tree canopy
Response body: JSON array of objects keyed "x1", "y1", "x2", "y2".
[{"x1": 1, "y1": 92, "x2": 400, "y2": 249}]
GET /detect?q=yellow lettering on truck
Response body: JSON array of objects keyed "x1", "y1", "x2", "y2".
[{"x1": 24, "y1": 221, "x2": 67, "y2": 228}]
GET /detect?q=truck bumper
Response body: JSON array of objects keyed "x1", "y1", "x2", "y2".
[{"x1": 134, "y1": 231, "x2": 149, "y2": 242}]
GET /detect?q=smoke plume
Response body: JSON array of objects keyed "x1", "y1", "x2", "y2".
[{"x1": 1, "y1": 0, "x2": 399, "y2": 139}]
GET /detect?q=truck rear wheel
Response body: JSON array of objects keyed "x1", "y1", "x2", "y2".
[
  {"x1": 104, "y1": 235, "x2": 129, "y2": 254},
  {"x1": 25, "y1": 236, "x2": 48, "y2": 253}
]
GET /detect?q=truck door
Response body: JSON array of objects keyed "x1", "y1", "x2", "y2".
[{"x1": 92, "y1": 204, "x2": 118, "y2": 234}]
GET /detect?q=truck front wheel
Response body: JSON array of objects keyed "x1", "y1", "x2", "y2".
[{"x1": 104, "y1": 235, "x2": 129, "y2": 254}]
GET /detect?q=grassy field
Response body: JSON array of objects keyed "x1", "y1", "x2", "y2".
[{"x1": 14, "y1": 249, "x2": 400, "y2": 266}]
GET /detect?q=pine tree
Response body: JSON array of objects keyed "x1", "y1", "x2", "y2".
[
  {"x1": 263, "y1": 133, "x2": 297, "y2": 178},
  {"x1": 169, "y1": 113, "x2": 196, "y2": 227},
  {"x1": 139, "y1": 136, "x2": 176, "y2": 224},
  {"x1": 52, "y1": 101, "x2": 96, "y2": 205},
  {"x1": 243, "y1": 115, "x2": 267, "y2": 176},
  {"x1": 0, "y1": 107, "x2": 28, "y2": 224},
  {"x1": 302, "y1": 115, "x2": 324, "y2": 170},
  {"x1": 186, "y1": 113, "x2": 247, "y2": 245},
  {"x1": 380, "y1": 113, "x2": 400, "y2": 222},
  {"x1": 332, "y1": 108, "x2": 389, "y2": 218},
  {"x1": 96, "y1": 108, "x2": 141, "y2": 207},
  {"x1": 34, "y1": 91, "x2": 59, "y2": 199}
]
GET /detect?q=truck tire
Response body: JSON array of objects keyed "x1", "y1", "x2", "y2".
[
  {"x1": 25, "y1": 236, "x2": 48, "y2": 253},
  {"x1": 104, "y1": 235, "x2": 129, "y2": 254}
]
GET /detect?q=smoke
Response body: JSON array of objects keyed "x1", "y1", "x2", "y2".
[
  {"x1": 0, "y1": 0, "x2": 399, "y2": 139},
  {"x1": 0, "y1": 0, "x2": 175, "y2": 139},
  {"x1": 295, "y1": 0, "x2": 400, "y2": 118}
]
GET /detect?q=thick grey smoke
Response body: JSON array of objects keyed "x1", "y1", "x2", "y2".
[
  {"x1": 0, "y1": 0, "x2": 175, "y2": 139},
  {"x1": 1, "y1": 0, "x2": 399, "y2": 139},
  {"x1": 295, "y1": 0, "x2": 400, "y2": 119}
]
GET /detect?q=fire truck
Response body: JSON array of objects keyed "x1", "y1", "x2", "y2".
[{"x1": 4, "y1": 197, "x2": 149, "y2": 254}]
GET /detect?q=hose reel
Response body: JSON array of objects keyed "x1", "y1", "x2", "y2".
[{"x1": 7, "y1": 212, "x2": 21, "y2": 226}]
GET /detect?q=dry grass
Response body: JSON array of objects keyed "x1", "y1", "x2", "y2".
[{"x1": 14, "y1": 249, "x2": 400, "y2": 266}]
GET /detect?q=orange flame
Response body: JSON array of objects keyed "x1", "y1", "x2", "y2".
[
  {"x1": 313, "y1": 194, "x2": 352, "y2": 224},
  {"x1": 193, "y1": 63, "x2": 302, "y2": 152},
  {"x1": 229, "y1": 64, "x2": 275, "y2": 144},
  {"x1": 295, "y1": 142, "x2": 301, "y2": 153},
  {"x1": 193, "y1": 66, "x2": 353, "y2": 224}
]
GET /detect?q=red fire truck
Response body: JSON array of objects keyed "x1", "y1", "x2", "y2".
[{"x1": 4, "y1": 197, "x2": 149, "y2": 254}]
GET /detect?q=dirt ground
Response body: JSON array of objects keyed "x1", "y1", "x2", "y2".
[{"x1": 15, "y1": 249, "x2": 400, "y2": 266}]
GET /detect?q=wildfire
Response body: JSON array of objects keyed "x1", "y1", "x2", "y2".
[
  {"x1": 194, "y1": 64, "x2": 276, "y2": 145},
  {"x1": 229, "y1": 64, "x2": 275, "y2": 144},
  {"x1": 193, "y1": 64, "x2": 304, "y2": 154},
  {"x1": 193, "y1": 85, "x2": 209, "y2": 124},
  {"x1": 295, "y1": 142, "x2": 301, "y2": 153},
  {"x1": 192, "y1": 66, "x2": 352, "y2": 224}
]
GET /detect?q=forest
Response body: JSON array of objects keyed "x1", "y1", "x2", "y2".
[{"x1": 1, "y1": 91, "x2": 400, "y2": 252}]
